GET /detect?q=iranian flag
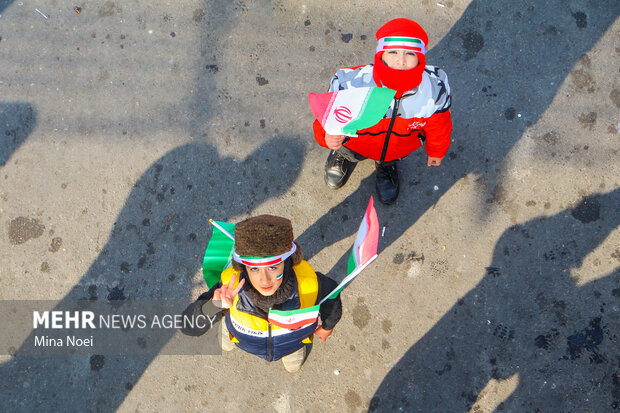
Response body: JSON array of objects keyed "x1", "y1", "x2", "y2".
[
  {"x1": 202, "y1": 220, "x2": 235, "y2": 289},
  {"x1": 267, "y1": 304, "x2": 320, "y2": 330},
  {"x1": 309, "y1": 87, "x2": 396, "y2": 136},
  {"x1": 320, "y1": 196, "x2": 380, "y2": 303}
]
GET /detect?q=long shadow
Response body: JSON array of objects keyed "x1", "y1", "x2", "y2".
[
  {"x1": 370, "y1": 188, "x2": 620, "y2": 412},
  {"x1": 0, "y1": 102, "x2": 36, "y2": 168},
  {"x1": 0, "y1": 1, "x2": 304, "y2": 410},
  {"x1": 296, "y1": 0, "x2": 619, "y2": 278},
  {"x1": 0, "y1": 0, "x2": 13, "y2": 13},
  {"x1": 0, "y1": 0, "x2": 319, "y2": 410},
  {"x1": 0, "y1": 138, "x2": 305, "y2": 411},
  {"x1": 0, "y1": 0, "x2": 247, "y2": 410}
]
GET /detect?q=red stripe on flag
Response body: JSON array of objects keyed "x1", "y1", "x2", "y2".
[
  {"x1": 359, "y1": 196, "x2": 379, "y2": 264},
  {"x1": 322, "y1": 92, "x2": 338, "y2": 125},
  {"x1": 309, "y1": 92, "x2": 335, "y2": 126}
]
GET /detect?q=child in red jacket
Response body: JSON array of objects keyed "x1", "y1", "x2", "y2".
[{"x1": 313, "y1": 18, "x2": 452, "y2": 205}]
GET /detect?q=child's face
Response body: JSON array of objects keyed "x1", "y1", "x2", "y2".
[
  {"x1": 382, "y1": 50, "x2": 419, "y2": 70},
  {"x1": 245, "y1": 262, "x2": 285, "y2": 296}
]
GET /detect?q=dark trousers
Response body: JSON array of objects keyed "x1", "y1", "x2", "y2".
[
  {"x1": 335, "y1": 145, "x2": 400, "y2": 167},
  {"x1": 335, "y1": 132, "x2": 425, "y2": 166}
]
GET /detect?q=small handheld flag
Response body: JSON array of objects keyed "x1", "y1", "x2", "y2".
[
  {"x1": 309, "y1": 87, "x2": 396, "y2": 137},
  {"x1": 202, "y1": 219, "x2": 235, "y2": 289},
  {"x1": 320, "y1": 196, "x2": 380, "y2": 304},
  {"x1": 267, "y1": 305, "x2": 320, "y2": 330}
]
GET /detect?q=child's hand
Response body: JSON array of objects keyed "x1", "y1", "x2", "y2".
[
  {"x1": 325, "y1": 134, "x2": 346, "y2": 150},
  {"x1": 313, "y1": 326, "x2": 333, "y2": 342},
  {"x1": 427, "y1": 156, "x2": 443, "y2": 166},
  {"x1": 213, "y1": 273, "x2": 245, "y2": 309}
]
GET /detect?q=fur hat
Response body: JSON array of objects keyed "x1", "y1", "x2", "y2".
[{"x1": 232, "y1": 215, "x2": 303, "y2": 271}]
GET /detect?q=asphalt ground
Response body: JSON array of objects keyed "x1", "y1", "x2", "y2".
[{"x1": 0, "y1": 1, "x2": 619, "y2": 412}]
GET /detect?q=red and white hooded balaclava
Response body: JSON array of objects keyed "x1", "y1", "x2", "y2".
[{"x1": 373, "y1": 18, "x2": 429, "y2": 98}]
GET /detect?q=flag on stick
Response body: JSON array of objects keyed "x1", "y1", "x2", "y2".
[
  {"x1": 309, "y1": 87, "x2": 396, "y2": 136},
  {"x1": 267, "y1": 305, "x2": 320, "y2": 330},
  {"x1": 202, "y1": 219, "x2": 235, "y2": 289},
  {"x1": 320, "y1": 196, "x2": 380, "y2": 304}
]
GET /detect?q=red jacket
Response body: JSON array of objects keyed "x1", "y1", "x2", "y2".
[{"x1": 313, "y1": 64, "x2": 452, "y2": 162}]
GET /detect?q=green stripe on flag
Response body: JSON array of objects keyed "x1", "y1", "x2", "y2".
[
  {"x1": 342, "y1": 87, "x2": 396, "y2": 135},
  {"x1": 327, "y1": 285, "x2": 345, "y2": 301},
  {"x1": 202, "y1": 221, "x2": 235, "y2": 289},
  {"x1": 347, "y1": 248, "x2": 357, "y2": 275}
]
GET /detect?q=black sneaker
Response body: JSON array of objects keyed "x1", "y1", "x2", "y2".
[
  {"x1": 324, "y1": 150, "x2": 351, "y2": 189},
  {"x1": 375, "y1": 162, "x2": 399, "y2": 204}
]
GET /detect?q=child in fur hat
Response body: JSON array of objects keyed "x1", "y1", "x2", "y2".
[
  {"x1": 184, "y1": 215, "x2": 342, "y2": 373},
  {"x1": 313, "y1": 18, "x2": 453, "y2": 205}
]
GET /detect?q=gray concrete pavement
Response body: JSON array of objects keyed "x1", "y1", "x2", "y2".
[{"x1": 1, "y1": 0, "x2": 619, "y2": 411}]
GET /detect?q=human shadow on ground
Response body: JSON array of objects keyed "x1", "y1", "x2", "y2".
[
  {"x1": 1, "y1": 0, "x2": 253, "y2": 411},
  {"x1": 296, "y1": 0, "x2": 619, "y2": 278},
  {"x1": 369, "y1": 188, "x2": 620, "y2": 412},
  {"x1": 0, "y1": 0, "x2": 14, "y2": 13},
  {"x1": 0, "y1": 138, "x2": 305, "y2": 412},
  {"x1": 0, "y1": 102, "x2": 36, "y2": 167}
]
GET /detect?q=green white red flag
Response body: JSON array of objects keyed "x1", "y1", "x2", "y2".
[
  {"x1": 309, "y1": 87, "x2": 396, "y2": 136},
  {"x1": 321, "y1": 196, "x2": 380, "y2": 303},
  {"x1": 202, "y1": 220, "x2": 235, "y2": 289},
  {"x1": 267, "y1": 305, "x2": 320, "y2": 330}
]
